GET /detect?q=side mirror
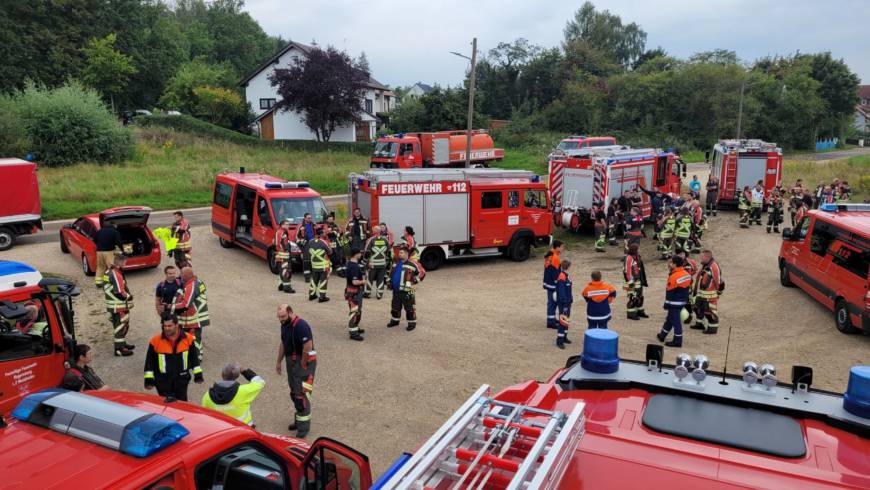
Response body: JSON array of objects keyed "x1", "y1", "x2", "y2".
[
  {"x1": 704, "y1": 151, "x2": 711, "y2": 163},
  {"x1": 781, "y1": 228, "x2": 792, "y2": 240},
  {"x1": 63, "y1": 223, "x2": 73, "y2": 229}
]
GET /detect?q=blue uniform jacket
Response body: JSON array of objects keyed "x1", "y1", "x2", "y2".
[{"x1": 555, "y1": 271, "x2": 573, "y2": 309}]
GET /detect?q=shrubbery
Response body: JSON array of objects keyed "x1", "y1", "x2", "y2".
[{"x1": 5, "y1": 82, "x2": 133, "y2": 166}]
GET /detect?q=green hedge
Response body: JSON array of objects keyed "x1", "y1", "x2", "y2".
[{"x1": 139, "y1": 114, "x2": 373, "y2": 155}]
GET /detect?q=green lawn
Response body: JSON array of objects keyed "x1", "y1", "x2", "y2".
[{"x1": 782, "y1": 154, "x2": 870, "y2": 202}]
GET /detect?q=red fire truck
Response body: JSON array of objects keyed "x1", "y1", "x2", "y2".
[
  {"x1": 370, "y1": 130, "x2": 505, "y2": 169},
  {"x1": 347, "y1": 168, "x2": 552, "y2": 270},
  {"x1": 555, "y1": 134, "x2": 618, "y2": 152},
  {"x1": 707, "y1": 139, "x2": 783, "y2": 206},
  {"x1": 549, "y1": 146, "x2": 684, "y2": 231},
  {"x1": 0, "y1": 158, "x2": 43, "y2": 251}
]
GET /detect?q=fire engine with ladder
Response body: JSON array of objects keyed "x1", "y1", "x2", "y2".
[
  {"x1": 348, "y1": 168, "x2": 552, "y2": 271},
  {"x1": 706, "y1": 139, "x2": 783, "y2": 207},
  {"x1": 548, "y1": 146, "x2": 684, "y2": 232}
]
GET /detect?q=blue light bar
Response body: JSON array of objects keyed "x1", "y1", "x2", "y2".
[
  {"x1": 819, "y1": 203, "x2": 837, "y2": 212},
  {"x1": 120, "y1": 414, "x2": 190, "y2": 458},
  {"x1": 11, "y1": 388, "x2": 64, "y2": 420},
  {"x1": 581, "y1": 329, "x2": 620, "y2": 374},
  {"x1": 843, "y1": 365, "x2": 870, "y2": 419},
  {"x1": 265, "y1": 181, "x2": 310, "y2": 189}
]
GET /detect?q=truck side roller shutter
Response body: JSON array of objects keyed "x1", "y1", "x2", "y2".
[
  {"x1": 433, "y1": 138, "x2": 449, "y2": 165},
  {"x1": 424, "y1": 193, "x2": 469, "y2": 244},
  {"x1": 380, "y1": 196, "x2": 424, "y2": 242}
]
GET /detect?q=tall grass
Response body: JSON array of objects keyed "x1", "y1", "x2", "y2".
[{"x1": 782, "y1": 155, "x2": 870, "y2": 202}]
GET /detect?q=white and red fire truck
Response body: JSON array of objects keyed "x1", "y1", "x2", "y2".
[
  {"x1": 548, "y1": 146, "x2": 684, "y2": 231},
  {"x1": 707, "y1": 139, "x2": 783, "y2": 206},
  {"x1": 347, "y1": 168, "x2": 552, "y2": 270}
]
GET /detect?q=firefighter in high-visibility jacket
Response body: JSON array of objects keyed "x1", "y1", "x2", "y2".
[
  {"x1": 677, "y1": 251, "x2": 699, "y2": 327},
  {"x1": 623, "y1": 207, "x2": 644, "y2": 256},
  {"x1": 554, "y1": 260, "x2": 574, "y2": 349},
  {"x1": 172, "y1": 266, "x2": 209, "y2": 361},
  {"x1": 387, "y1": 246, "x2": 421, "y2": 331},
  {"x1": 296, "y1": 213, "x2": 317, "y2": 284},
  {"x1": 674, "y1": 211, "x2": 692, "y2": 255},
  {"x1": 623, "y1": 244, "x2": 648, "y2": 320},
  {"x1": 308, "y1": 228, "x2": 333, "y2": 302},
  {"x1": 738, "y1": 186, "x2": 751, "y2": 228},
  {"x1": 656, "y1": 255, "x2": 693, "y2": 348},
  {"x1": 592, "y1": 203, "x2": 607, "y2": 252},
  {"x1": 582, "y1": 270, "x2": 616, "y2": 329},
  {"x1": 766, "y1": 188, "x2": 784, "y2": 233},
  {"x1": 692, "y1": 250, "x2": 723, "y2": 335},
  {"x1": 144, "y1": 312, "x2": 203, "y2": 402},
  {"x1": 345, "y1": 208, "x2": 370, "y2": 251},
  {"x1": 171, "y1": 211, "x2": 192, "y2": 269},
  {"x1": 202, "y1": 363, "x2": 265, "y2": 427},
  {"x1": 543, "y1": 240, "x2": 564, "y2": 328},
  {"x1": 750, "y1": 182, "x2": 765, "y2": 225},
  {"x1": 363, "y1": 224, "x2": 392, "y2": 299},
  {"x1": 104, "y1": 252, "x2": 135, "y2": 357},
  {"x1": 325, "y1": 215, "x2": 347, "y2": 277},
  {"x1": 658, "y1": 209, "x2": 676, "y2": 259},
  {"x1": 276, "y1": 305, "x2": 316, "y2": 438},
  {"x1": 274, "y1": 219, "x2": 295, "y2": 294}
]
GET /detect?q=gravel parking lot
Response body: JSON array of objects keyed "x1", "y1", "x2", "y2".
[{"x1": 4, "y1": 199, "x2": 868, "y2": 474}]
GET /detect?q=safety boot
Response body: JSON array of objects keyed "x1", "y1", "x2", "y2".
[
  {"x1": 318, "y1": 296, "x2": 330, "y2": 303},
  {"x1": 124, "y1": 343, "x2": 136, "y2": 350},
  {"x1": 702, "y1": 327, "x2": 719, "y2": 335},
  {"x1": 387, "y1": 319, "x2": 400, "y2": 328},
  {"x1": 690, "y1": 322, "x2": 705, "y2": 330},
  {"x1": 284, "y1": 286, "x2": 295, "y2": 294},
  {"x1": 287, "y1": 421, "x2": 297, "y2": 431},
  {"x1": 556, "y1": 340, "x2": 565, "y2": 350},
  {"x1": 627, "y1": 311, "x2": 639, "y2": 321},
  {"x1": 766, "y1": 226, "x2": 772, "y2": 233},
  {"x1": 308, "y1": 294, "x2": 317, "y2": 301},
  {"x1": 114, "y1": 347, "x2": 133, "y2": 357},
  {"x1": 563, "y1": 337, "x2": 572, "y2": 344},
  {"x1": 656, "y1": 332, "x2": 667, "y2": 343},
  {"x1": 406, "y1": 322, "x2": 416, "y2": 331},
  {"x1": 773, "y1": 227, "x2": 780, "y2": 233},
  {"x1": 665, "y1": 339, "x2": 682, "y2": 347},
  {"x1": 637, "y1": 310, "x2": 649, "y2": 319},
  {"x1": 349, "y1": 333, "x2": 364, "y2": 341}
]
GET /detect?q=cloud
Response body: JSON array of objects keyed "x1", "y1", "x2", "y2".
[{"x1": 244, "y1": 0, "x2": 869, "y2": 87}]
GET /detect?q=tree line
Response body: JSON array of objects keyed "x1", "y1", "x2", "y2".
[{"x1": 392, "y1": 2, "x2": 860, "y2": 150}]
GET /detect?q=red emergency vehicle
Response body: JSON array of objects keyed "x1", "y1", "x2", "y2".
[
  {"x1": 0, "y1": 261, "x2": 78, "y2": 416},
  {"x1": 348, "y1": 168, "x2": 552, "y2": 270},
  {"x1": 549, "y1": 146, "x2": 683, "y2": 231},
  {"x1": 211, "y1": 169, "x2": 329, "y2": 273},
  {"x1": 707, "y1": 139, "x2": 783, "y2": 206},
  {"x1": 555, "y1": 134, "x2": 617, "y2": 152},
  {"x1": 0, "y1": 158, "x2": 42, "y2": 251},
  {"x1": 370, "y1": 130, "x2": 504, "y2": 169},
  {"x1": 779, "y1": 202, "x2": 870, "y2": 334}
]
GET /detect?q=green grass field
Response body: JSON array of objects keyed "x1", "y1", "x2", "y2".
[{"x1": 782, "y1": 154, "x2": 869, "y2": 202}]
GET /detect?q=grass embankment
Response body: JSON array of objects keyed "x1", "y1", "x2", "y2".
[
  {"x1": 39, "y1": 127, "x2": 369, "y2": 219},
  {"x1": 783, "y1": 154, "x2": 870, "y2": 202}
]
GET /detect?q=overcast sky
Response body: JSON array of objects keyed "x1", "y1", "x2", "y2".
[{"x1": 245, "y1": 0, "x2": 869, "y2": 88}]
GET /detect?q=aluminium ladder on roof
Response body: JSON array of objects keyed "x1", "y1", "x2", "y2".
[{"x1": 381, "y1": 385, "x2": 586, "y2": 490}]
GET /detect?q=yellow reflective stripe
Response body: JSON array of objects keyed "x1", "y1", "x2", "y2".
[
  {"x1": 144, "y1": 371, "x2": 154, "y2": 379},
  {"x1": 192, "y1": 365, "x2": 203, "y2": 375},
  {"x1": 302, "y1": 382, "x2": 314, "y2": 391},
  {"x1": 158, "y1": 354, "x2": 166, "y2": 373},
  {"x1": 296, "y1": 414, "x2": 311, "y2": 422},
  {"x1": 182, "y1": 351, "x2": 189, "y2": 371}
]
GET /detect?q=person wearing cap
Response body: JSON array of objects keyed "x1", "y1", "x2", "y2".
[
  {"x1": 144, "y1": 312, "x2": 203, "y2": 401},
  {"x1": 202, "y1": 363, "x2": 265, "y2": 426},
  {"x1": 275, "y1": 304, "x2": 316, "y2": 438},
  {"x1": 274, "y1": 218, "x2": 295, "y2": 294},
  {"x1": 344, "y1": 247, "x2": 366, "y2": 341},
  {"x1": 104, "y1": 252, "x2": 135, "y2": 357},
  {"x1": 582, "y1": 271, "x2": 616, "y2": 329},
  {"x1": 387, "y1": 246, "x2": 421, "y2": 331},
  {"x1": 554, "y1": 260, "x2": 574, "y2": 349}
]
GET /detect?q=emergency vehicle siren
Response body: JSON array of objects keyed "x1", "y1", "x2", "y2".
[
  {"x1": 13, "y1": 389, "x2": 189, "y2": 457},
  {"x1": 580, "y1": 329, "x2": 619, "y2": 374}
]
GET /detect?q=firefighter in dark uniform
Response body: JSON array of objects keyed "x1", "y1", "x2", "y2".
[
  {"x1": 344, "y1": 248, "x2": 366, "y2": 341},
  {"x1": 657, "y1": 256, "x2": 693, "y2": 348},
  {"x1": 308, "y1": 228, "x2": 332, "y2": 302},
  {"x1": 674, "y1": 211, "x2": 692, "y2": 255},
  {"x1": 766, "y1": 188, "x2": 784, "y2": 233},
  {"x1": 658, "y1": 208, "x2": 676, "y2": 259},
  {"x1": 173, "y1": 266, "x2": 209, "y2": 361},
  {"x1": 554, "y1": 260, "x2": 574, "y2": 349},
  {"x1": 705, "y1": 177, "x2": 719, "y2": 216},
  {"x1": 543, "y1": 240, "x2": 564, "y2": 328},
  {"x1": 144, "y1": 312, "x2": 203, "y2": 401},
  {"x1": 623, "y1": 243, "x2": 648, "y2": 320},
  {"x1": 171, "y1": 211, "x2": 192, "y2": 269},
  {"x1": 592, "y1": 203, "x2": 607, "y2": 252},
  {"x1": 692, "y1": 250, "x2": 723, "y2": 335},
  {"x1": 345, "y1": 208, "x2": 370, "y2": 251},
  {"x1": 155, "y1": 265, "x2": 182, "y2": 318},
  {"x1": 325, "y1": 215, "x2": 347, "y2": 277},
  {"x1": 738, "y1": 186, "x2": 751, "y2": 228},
  {"x1": 296, "y1": 213, "x2": 317, "y2": 284},
  {"x1": 623, "y1": 207, "x2": 644, "y2": 257},
  {"x1": 387, "y1": 246, "x2": 420, "y2": 331},
  {"x1": 364, "y1": 223, "x2": 392, "y2": 299},
  {"x1": 274, "y1": 219, "x2": 295, "y2": 293},
  {"x1": 275, "y1": 304, "x2": 316, "y2": 438},
  {"x1": 104, "y1": 252, "x2": 135, "y2": 357}
]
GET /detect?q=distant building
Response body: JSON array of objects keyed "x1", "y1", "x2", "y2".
[
  {"x1": 405, "y1": 82, "x2": 434, "y2": 100},
  {"x1": 854, "y1": 85, "x2": 870, "y2": 135},
  {"x1": 241, "y1": 40, "x2": 395, "y2": 142}
]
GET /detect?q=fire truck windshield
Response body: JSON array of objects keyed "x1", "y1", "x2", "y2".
[
  {"x1": 372, "y1": 141, "x2": 397, "y2": 158},
  {"x1": 557, "y1": 141, "x2": 580, "y2": 150},
  {"x1": 270, "y1": 197, "x2": 329, "y2": 225}
]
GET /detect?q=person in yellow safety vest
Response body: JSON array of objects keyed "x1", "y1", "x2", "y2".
[
  {"x1": 363, "y1": 223, "x2": 392, "y2": 299},
  {"x1": 170, "y1": 211, "x2": 192, "y2": 269},
  {"x1": 274, "y1": 219, "x2": 295, "y2": 294},
  {"x1": 658, "y1": 209, "x2": 676, "y2": 260},
  {"x1": 202, "y1": 363, "x2": 265, "y2": 427},
  {"x1": 308, "y1": 228, "x2": 333, "y2": 302},
  {"x1": 104, "y1": 252, "x2": 135, "y2": 357},
  {"x1": 750, "y1": 182, "x2": 765, "y2": 225},
  {"x1": 738, "y1": 186, "x2": 751, "y2": 228},
  {"x1": 674, "y1": 212, "x2": 692, "y2": 255},
  {"x1": 172, "y1": 266, "x2": 209, "y2": 361}
]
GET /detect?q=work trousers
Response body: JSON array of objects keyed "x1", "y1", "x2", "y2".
[
  {"x1": 545, "y1": 288, "x2": 558, "y2": 327},
  {"x1": 286, "y1": 356, "x2": 316, "y2": 435},
  {"x1": 155, "y1": 374, "x2": 190, "y2": 401},
  {"x1": 695, "y1": 297, "x2": 719, "y2": 332},
  {"x1": 391, "y1": 290, "x2": 416, "y2": 328},
  {"x1": 705, "y1": 193, "x2": 718, "y2": 215},
  {"x1": 183, "y1": 327, "x2": 203, "y2": 361},
  {"x1": 750, "y1": 204, "x2": 763, "y2": 224},
  {"x1": 674, "y1": 236, "x2": 690, "y2": 255},
  {"x1": 109, "y1": 310, "x2": 130, "y2": 351},
  {"x1": 172, "y1": 247, "x2": 191, "y2": 269},
  {"x1": 345, "y1": 287, "x2": 363, "y2": 334},
  {"x1": 309, "y1": 269, "x2": 329, "y2": 300},
  {"x1": 659, "y1": 305, "x2": 684, "y2": 342},
  {"x1": 587, "y1": 316, "x2": 610, "y2": 329},
  {"x1": 739, "y1": 208, "x2": 750, "y2": 227},
  {"x1": 365, "y1": 266, "x2": 387, "y2": 299},
  {"x1": 557, "y1": 305, "x2": 570, "y2": 345},
  {"x1": 300, "y1": 244, "x2": 311, "y2": 283},
  {"x1": 277, "y1": 259, "x2": 292, "y2": 290},
  {"x1": 626, "y1": 286, "x2": 644, "y2": 316},
  {"x1": 767, "y1": 208, "x2": 783, "y2": 232},
  {"x1": 95, "y1": 251, "x2": 114, "y2": 286},
  {"x1": 594, "y1": 224, "x2": 606, "y2": 251},
  {"x1": 660, "y1": 235, "x2": 674, "y2": 259}
]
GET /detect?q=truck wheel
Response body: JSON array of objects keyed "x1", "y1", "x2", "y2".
[
  {"x1": 509, "y1": 237, "x2": 531, "y2": 262},
  {"x1": 59, "y1": 231, "x2": 69, "y2": 253},
  {"x1": 835, "y1": 300, "x2": 859, "y2": 334},
  {"x1": 779, "y1": 263, "x2": 793, "y2": 287},
  {"x1": 267, "y1": 248, "x2": 280, "y2": 274},
  {"x1": 82, "y1": 254, "x2": 95, "y2": 276},
  {"x1": 0, "y1": 227, "x2": 15, "y2": 252},
  {"x1": 218, "y1": 237, "x2": 233, "y2": 249},
  {"x1": 420, "y1": 247, "x2": 444, "y2": 271}
]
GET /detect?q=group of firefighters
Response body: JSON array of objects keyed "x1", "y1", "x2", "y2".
[{"x1": 271, "y1": 208, "x2": 424, "y2": 342}]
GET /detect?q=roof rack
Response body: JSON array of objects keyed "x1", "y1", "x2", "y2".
[
  {"x1": 377, "y1": 385, "x2": 585, "y2": 490},
  {"x1": 718, "y1": 139, "x2": 780, "y2": 152}
]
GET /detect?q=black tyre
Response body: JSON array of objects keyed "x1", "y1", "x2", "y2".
[
  {"x1": 779, "y1": 263, "x2": 793, "y2": 287},
  {"x1": 420, "y1": 247, "x2": 444, "y2": 271},
  {"x1": 267, "y1": 248, "x2": 280, "y2": 274},
  {"x1": 59, "y1": 231, "x2": 69, "y2": 253},
  {"x1": 835, "y1": 300, "x2": 859, "y2": 334},
  {"x1": 0, "y1": 227, "x2": 14, "y2": 252},
  {"x1": 82, "y1": 254, "x2": 95, "y2": 277},
  {"x1": 218, "y1": 237, "x2": 233, "y2": 249},
  {"x1": 509, "y1": 237, "x2": 531, "y2": 262}
]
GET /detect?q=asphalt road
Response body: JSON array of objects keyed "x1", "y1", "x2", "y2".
[{"x1": 800, "y1": 146, "x2": 870, "y2": 161}]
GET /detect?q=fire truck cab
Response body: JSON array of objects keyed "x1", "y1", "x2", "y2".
[
  {"x1": 549, "y1": 146, "x2": 683, "y2": 231},
  {"x1": 707, "y1": 139, "x2": 782, "y2": 206},
  {"x1": 348, "y1": 168, "x2": 552, "y2": 270},
  {"x1": 211, "y1": 169, "x2": 330, "y2": 273},
  {"x1": 555, "y1": 135, "x2": 617, "y2": 152},
  {"x1": 0, "y1": 261, "x2": 79, "y2": 416}
]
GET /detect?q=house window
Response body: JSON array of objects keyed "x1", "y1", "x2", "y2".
[
  {"x1": 365, "y1": 99, "x2": 373, "y2": 114},
  {"x1": 259, "y1": 98, "x2": 276, "y2": 110}
]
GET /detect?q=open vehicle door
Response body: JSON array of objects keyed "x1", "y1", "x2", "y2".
[
  {"x1": 301, "y1": 437, "x2": 373, "y2": 490},
  {"x1": 99, "y1": 206, "x2": 152, "y2": 227}
]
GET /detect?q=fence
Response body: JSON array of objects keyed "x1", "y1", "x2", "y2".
[{"x1": 815, "y1": 137, "x2": 839, "y2": 151}]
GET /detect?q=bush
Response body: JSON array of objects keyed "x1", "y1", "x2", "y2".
[
  {"x1": 15, "y1": 81, "x2": 133, "y2": 166},
  {"x1": 0, "y1": 95, "x2": 29, "y2": 157}
]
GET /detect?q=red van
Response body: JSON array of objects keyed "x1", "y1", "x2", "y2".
[{"x1": 779, "y1": 203, "x2": 870, "y2": 334}]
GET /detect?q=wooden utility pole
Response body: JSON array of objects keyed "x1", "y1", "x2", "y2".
[{"x1": 465, "y1": 38, "x2": 477, "y2": 168}]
